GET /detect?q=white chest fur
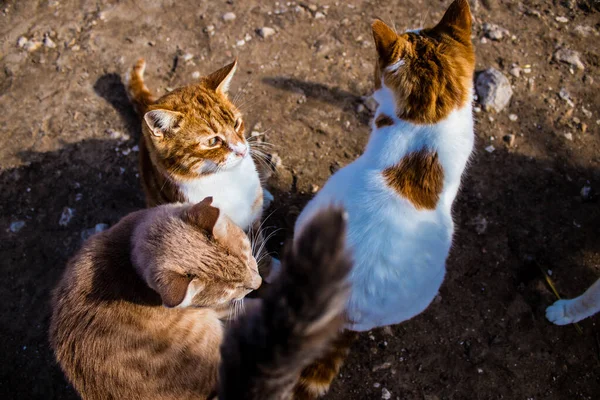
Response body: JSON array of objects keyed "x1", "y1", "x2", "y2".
[{"x1": 180, "y1": 155, "x2": 262, "y2": 230}]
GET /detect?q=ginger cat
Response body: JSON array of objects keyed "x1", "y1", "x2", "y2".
[
  {"x1": 126, "y1": 59, "x2": 269, "y2": 231},
  {"x1": 293, "y1": 1, "x2": 476, "y2": 397},
  {"x1": 547, "y1": 277, "x2": 600, "y2": 325},
  {"x1": 126, "y1": 58, "x2": 278, "y2": 280},
  {"x1": 50, "y1": 198, "x2": 351, "y2": 400}
]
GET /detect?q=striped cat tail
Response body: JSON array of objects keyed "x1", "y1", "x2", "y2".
[
  {"x1": 125, "y1": 58, "x2": 156, "y2": 115},
  {"x1": 218, "y1": 207, "x2": 352, "y2": 400}
]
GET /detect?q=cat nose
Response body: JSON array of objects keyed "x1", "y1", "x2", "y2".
[
  {"x1": 250, "y1": 273, "x2": 262, "y2": 290},
  {"x1": 231, "y1": 142, "x2": 247, "y2": 157}
]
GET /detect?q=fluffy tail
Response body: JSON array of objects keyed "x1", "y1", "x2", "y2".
[
  {"x1": 218, "y1": 207, "x2": 352, "y2": 400},
  {"x1": 125, "y1": 58, "x2": 156, "y2": 115}
]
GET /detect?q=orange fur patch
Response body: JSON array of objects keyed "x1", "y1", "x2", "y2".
[
  {"x1": 372, "y1": 0, "x2": 475, "y2": 124},
  {"x1": 293, "y1": 330, "x2": 358, "y2": 399},
  {"x1": 383, "y1": 149, "x2": 444, "y2": 210},
  {"x1": 375, "y1": 114, "x2": 394, "y2": 128}
]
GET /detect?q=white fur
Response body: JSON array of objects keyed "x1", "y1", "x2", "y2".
[
  {"x1": 180, "y1": 153, "x2": 262, "y2": 230},
  {"x1": 546, "y1": 277, "x2": 600, "y2": 325},
  {"x1": 177, "y1": 280, "x2": 204, "y2": 308},
  {"x1": 295, "y1": 83, "x2": 474, "y2": 332}
]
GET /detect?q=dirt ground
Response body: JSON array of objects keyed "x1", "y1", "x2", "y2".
[{"x1": 1, "y1": 0, "x2": 599, "y2": 399}]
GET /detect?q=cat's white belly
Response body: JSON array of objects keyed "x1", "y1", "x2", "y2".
[
  {"x1": 296, "y1": 159, "x2": 453, "y2": 332},
  {"x1": 180, "y1": 155, "x2": 262, "y2": 230}
]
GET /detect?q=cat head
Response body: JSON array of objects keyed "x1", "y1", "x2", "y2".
[
  {"x1": 132, "y1": 197, "x2": 261, "y2": 309},
  {"x1": 143, "y1": 61, "x2": 248, "y2": 179},
  {"x1": 372, "y1": 0, "x2": 475, "y2": 124}
]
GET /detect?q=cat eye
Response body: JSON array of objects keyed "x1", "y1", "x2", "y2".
[
  {"x1": 234, "y1": 118, "x2": 242, "y2": 131},
  {"x1": 207, "y1": 137, "x2": 222, "y2": 147}
]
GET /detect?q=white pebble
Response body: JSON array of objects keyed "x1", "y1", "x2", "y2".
[
  {"x1": 485, "y1": 145, "x2": 495, "y2": 153},
  {"x1": 222, "y1": 12, "x2": 236, "y2": 22},
  {"x1": 192, "y1": 71, "x2": 201, "y2": 79},
  {"x1": 381, "y1": 388, "x2": 392, "y2": 399},
  {"x1": 59, "y1": 207, "x2": 75, "y2": 227},
  {"x1": 509, "y1": 114, "x2": 518, "y2": 121},
  {"x1": 10, "y1": 221, "x2": 26, "y2": 233},
  {"x1": 314, "y1": 11, "x2": 325, "y2": 19}
]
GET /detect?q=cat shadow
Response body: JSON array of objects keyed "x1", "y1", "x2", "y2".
[
  {"x1": 262, "y1": 76, "x2": 371, "y2": 125},
  {"x1": 93, "y1": 73, "x2": 142, "y2": 140},
  {"x1": 0, "y1": 138, "x2": 144, "y2": 400}
]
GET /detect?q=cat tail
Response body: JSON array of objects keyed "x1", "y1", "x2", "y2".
[
  {"x1": 125, "y1": 58, "x2": 156, "y2": 115},
  {"x1": 218, "y1": 207, "x2": 352, "y2": 400}
]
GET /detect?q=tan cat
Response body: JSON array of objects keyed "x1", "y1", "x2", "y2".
[
  {"x1": 50, "y1": 198, "x2": 351, "y2": 400},
  {"x1": 126, "y1": 58, "x2": 278, "y2": 280}
]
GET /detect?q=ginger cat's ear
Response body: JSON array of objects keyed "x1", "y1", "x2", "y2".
[
  {"x1": 144, "y1": 109, "x2": 183, "y2": 137},
  {"x1": 153, "y1": 270, "x2": 192, "y2": 308},
  {"x1": 205, "y1": 59, "x2": 238, "y2": 94},
  {"x1": 432, "y1": 0, "x2": 472, "y2": 44},
  {"x1": 183, "y1": 197, "x2": 222, "y2": 236},
  {"x1": 372, "y1": 19, "x2": 400, "y2": 64}
]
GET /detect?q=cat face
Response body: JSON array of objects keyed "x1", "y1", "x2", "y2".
[
  {"x1": 372, "y1": 0, "x2": 475, "y2": 124},
  {"x1": 132, "y1": 197, "x2": 261, "y2": 309},
  {"x1": 143, "y1": 61, "x2": 249, "y2": 178}
]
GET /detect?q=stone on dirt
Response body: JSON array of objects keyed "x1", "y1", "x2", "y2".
[
  {"x1": 257, "y1": 27, "x2": 276, "y2": 38},
  {"x1": 476, "y1": 68, "x2": 513, "y2": 112},
  {"x1": 553, "y1": 48, "x2": 585, "y2": 70},
  {"x1": 10, "y1": 221, "x2": 26, "y2": 233},
  {"x1": 482, "y1": 23, "x2": 510, "y2": 40}
]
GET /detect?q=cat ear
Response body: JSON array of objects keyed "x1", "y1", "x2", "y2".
[
  {"x1": 372, "y1": 19, "x2": 400, "y2": 64},
  {"x1": 432, "y1": 0, "x2": 472, "y2": 43},
  {"x1": 143, "y1": 109, "x2": 183, "y2": 137},
  {"x1": 205, "y1": 59, "x2": 238, "y2": 94},
  {"x1": 153, "y1": 270, "x2": 192, "y2": 308},
  {"x1": 183, "y1": 197, "x2": 221, "y2": 236}
]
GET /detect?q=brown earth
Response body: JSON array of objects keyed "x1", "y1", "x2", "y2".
[{"x1": 1, "y1": 0, "x2": 599, "y2": 399}]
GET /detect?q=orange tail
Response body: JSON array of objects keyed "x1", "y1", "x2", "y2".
[
  {"x1": 293, "y1": 330, "x2": 357, "y2": 399},
  {"x1": 126, "y1": 58, "x2": 156, "y2": 115}
]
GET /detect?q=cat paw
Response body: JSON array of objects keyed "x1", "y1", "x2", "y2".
[
  {"x1": 263, "y1": 189, "x2": 274, "y2": 210},
  {"x1": 546, "y1": 299, "x2": 576, "y2": 325},
  {"x1": 264, "y1": 257, "x2": 281, "y2": 284}
]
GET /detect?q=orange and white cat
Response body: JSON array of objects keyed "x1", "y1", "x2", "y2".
[
  {"x1": 296, "y1": 0, "x2": 475, "y2": 332},
  {"x1": 547, "y1": 277, "x2": 600, "y2": 325},
  {"x1": 126, "y1": 59, "x2": 272, "y2": 232}
]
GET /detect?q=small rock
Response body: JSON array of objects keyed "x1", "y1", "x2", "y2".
[
  {"x1": 503, "y1": 134, "x2": 515, "y2": 146},
  {"x1": 192, "y1": 71, "x2": 201, "y2": 79},
  {"x1": 59, "y1": 207, "x2": 75, "y2": 226},
  {"x1": 17, "y1": 36, "x2": 28, "y2": 48},
  {"x1": 25, "y1": 40, "x2": 42, "y2": 52},
  {"x1": 583, "y1": 75, "x2": 594, "y2": 85},
  {"x1": 236, "y1": 39, "x2": 245, "y2": 47},
  {"x1": 381, "y1": 388, "x2": 392, "y2": 399},
  {"x1": 553, "y1": 48, "x2": 585, "y2": 70},
  {"x1": 509, "y1": 67, "x2": 521, "y2": 78},
  {"x1": 307, "y1": 4, "x2": 318, "y2": 11},
  {"x1": 573, "y1": 25, "x2": 597, "y2": 38},
  {"x1": 182, "y1": 52, "x2": 194, "y2": 62},
  {"x1": 270, "y1": 153, "x2": 283, "y2": 170},
  {"x1": 310, "y1": 184, "x2": 319, "y2": 194},
  {"x1": 356, "y1": 104, "x2": 366, "y2": 113},
  {"x1": 372, "y1": 362, "x2": 392, "y2": 372},
  {"x1": 485, "y1": 145, "x2": 495, "y2": 153},
  {"x1": 257, "y1": 27, "x2": 276, "y2": 38},
  {"x1": 558, "y1": 88, "x2": 575, "y2": 107},
  {"x1": 482, "y1": 23, "x2": 510, "y2": 41},
  {"x1": 9, "y1": 221, "x2": 26, "y2": 233},
  {"x1": 580, "y1": 184, "x2": 592, "y2": 201},
  {"x1": 525, "y1": 9, "x2": 541, "y2": 18},
  {"x1": 132, "y1": 145, "x2": 139, "y2": 152},
  {"x1": 106, "y1": 128, "x2": 129, "y2": 141},
  {"x1": 477, "y1": 368, "x2": 484, "y2": 374},
  {"x1": 222, "y1": 12, "x2": 236, "y2": 22},
  {"x1": 563, "y1": 132, "x2": 573, "y2": 141},
  {"x1": 204, "y1": 25, "x2": 215, "y2": 34},
  {"x1": 508, "y1": 114, "x2": 518, "y2": 121},
  {"x1": 555, "y1": 16, "x2": 569, "y2": 23},
  {"x1": 476, "y1": 68, "x2": 513, "y2": 113},
  {"x1": 314, "y1": 11, "x2": 325, "y2": 19},
  {"x1": 582, "y1": 107, "x2": 592, "y2": 119},
  {"x1": 43, "y1": 36, "x2": 56, "y2": 49}
]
